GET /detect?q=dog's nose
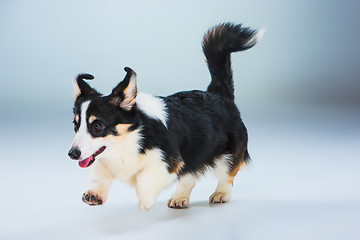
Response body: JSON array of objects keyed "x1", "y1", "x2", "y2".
[{"x1": 68, "y1": 147, "x2": 81, "y2": 160}]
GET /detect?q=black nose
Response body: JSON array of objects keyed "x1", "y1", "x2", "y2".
[{"x1": 68, "y1": 147, "x2": 81, "y2": 160}]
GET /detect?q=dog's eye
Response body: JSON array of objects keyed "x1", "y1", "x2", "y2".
[
  {"x1": 91, "y1": 120, "x2": 105, "y2": 135},
  {"x1": 94, "y1": 122, "x2": 103, "y2": 130}
]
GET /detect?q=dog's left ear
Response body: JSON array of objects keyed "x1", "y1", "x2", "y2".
[
  {"x1": 109, "y1": 67, "x2": 137, "y2": 111},
  {"x1": 74, "y1": 73, "x2": 100, "y2": 99}
]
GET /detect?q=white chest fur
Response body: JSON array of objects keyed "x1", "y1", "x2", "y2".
[{"x1": 94, "y1": 128, "x2": 144, "y2": 182}]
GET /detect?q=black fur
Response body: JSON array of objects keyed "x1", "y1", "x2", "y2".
[
  {"x1": 203, "y1": 23, "x2": 258, "y2": 101},
  {"x1": 162, "y1": 90, "x2": 249, "y2": 175}
]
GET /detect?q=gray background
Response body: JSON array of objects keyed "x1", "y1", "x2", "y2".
[{"x1": 1, "y1": 0, "x2": 359, "y2": 239}]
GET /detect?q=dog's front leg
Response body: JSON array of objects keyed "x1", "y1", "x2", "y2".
[
  {"x1": 82, "y1": 162, "x2": 114, "y2": 206},
  {"x1": 135, "y1": 164, "x2": 177, "y2": 210}
]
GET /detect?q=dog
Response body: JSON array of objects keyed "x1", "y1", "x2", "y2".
[{"x1": 68, "y1": 23, "x2": 263, "y2": 210}]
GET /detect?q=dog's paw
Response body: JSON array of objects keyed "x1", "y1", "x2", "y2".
[
  {"x1": 82, "y1": 190, "x2": 104, "y2": 206},
  {"x1": 209, "y1": 192, "x2": 231, "y2": 204},
  {"x1": 138, "y1": 198, "x2": 156, "y2": 211},
  {"x1": 167, "y1": 197, "x2": 190, "y2": 209},
  {"x1": 138, "y1": 202, "x2": 152, "y2": 211}
]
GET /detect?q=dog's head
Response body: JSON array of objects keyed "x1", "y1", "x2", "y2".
[{"x1": 68, "y1": 67, "x2": 140, "y2": 168}]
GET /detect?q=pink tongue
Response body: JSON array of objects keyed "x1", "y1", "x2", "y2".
[{"x1": 79, "y1": 156, "x2": 93, "y2": 168}]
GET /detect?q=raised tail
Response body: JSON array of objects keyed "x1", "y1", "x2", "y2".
[{"x1": 203, "y1": 23, "x2": 264, "y2": 101}]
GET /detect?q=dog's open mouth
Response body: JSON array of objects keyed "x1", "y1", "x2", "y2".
[{"x1": 78, "y1": 146, "x2": 106, "y2": 168}]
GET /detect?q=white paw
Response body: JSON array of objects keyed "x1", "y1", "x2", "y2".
[
  {"x1": 138, "y1": 198, "x2": 155, "y2": 211},
  {"x1": 167, "y1": 197, "x2": 190, "y2": 209},
  {"x1": 209, "y1": 191, "x2": 231, "y2": 203}
]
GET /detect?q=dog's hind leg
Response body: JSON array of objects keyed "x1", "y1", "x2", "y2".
[
  {"x1": 210, "y1": 156, "x2": 234, "y2": 203},
  {"x1": 210, "y1": 154, "x2": 245, "y2": 203},
  {"x1": 167, "y1": 174, "x2": 197, "y2": 209}
]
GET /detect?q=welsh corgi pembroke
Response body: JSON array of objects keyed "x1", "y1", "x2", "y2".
[{"x1": 68, "y1": 23, "x2": 263, "y2": 210}]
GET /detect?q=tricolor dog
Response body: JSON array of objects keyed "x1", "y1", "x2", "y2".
[{"x1": 68, "y1": 23, "x2": 263, "y2": 210}]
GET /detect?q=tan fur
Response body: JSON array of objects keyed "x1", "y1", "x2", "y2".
[
  {"x1": 167, "y1": 157, "x2": 185, "y2": 174},
  {"x1": 88, "y1": 115, "x2": 97, "y2": 124},
  {"x1": 115, "y1": 124, "x2": 132, "y2": 135},
  {"x1": 74, "y1": 114, "x2": 79, "y2": 124},
  {"x1": 102, "y1": 124, "x2": 132, "y2": 142},
  {"x1": 227, "y1": 161, "x2": 245, "y2": 184},
  {"x1": 120, "y1": 74, "x2": 137, "y2": 110},
  {"x1": 172, "y1": 161, "x2": 185, "y2": 174},
  {"x1": 73, "y1": 82, "x2": 81, "y2": 99}
]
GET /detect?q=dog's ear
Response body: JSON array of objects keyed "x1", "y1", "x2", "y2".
[
  {"x1": 109, "y1": 67, "x2": 137, "y2": 111},
  {"x1": 74, "y1": 74, "x2": 100, "y2": 99}
]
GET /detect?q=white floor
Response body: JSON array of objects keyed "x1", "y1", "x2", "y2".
[{"x1": 1, "y1": 103, "x2": 359, "y2": 240}]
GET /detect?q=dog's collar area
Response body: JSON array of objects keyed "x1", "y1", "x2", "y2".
[{"x1": 78, "y1": 146, "x2": 106, "y2": 168}]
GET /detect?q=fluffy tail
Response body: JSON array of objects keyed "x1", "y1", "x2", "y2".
[{"x1": 203, "y1": 23, "x2": 264, "y2": 101}]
